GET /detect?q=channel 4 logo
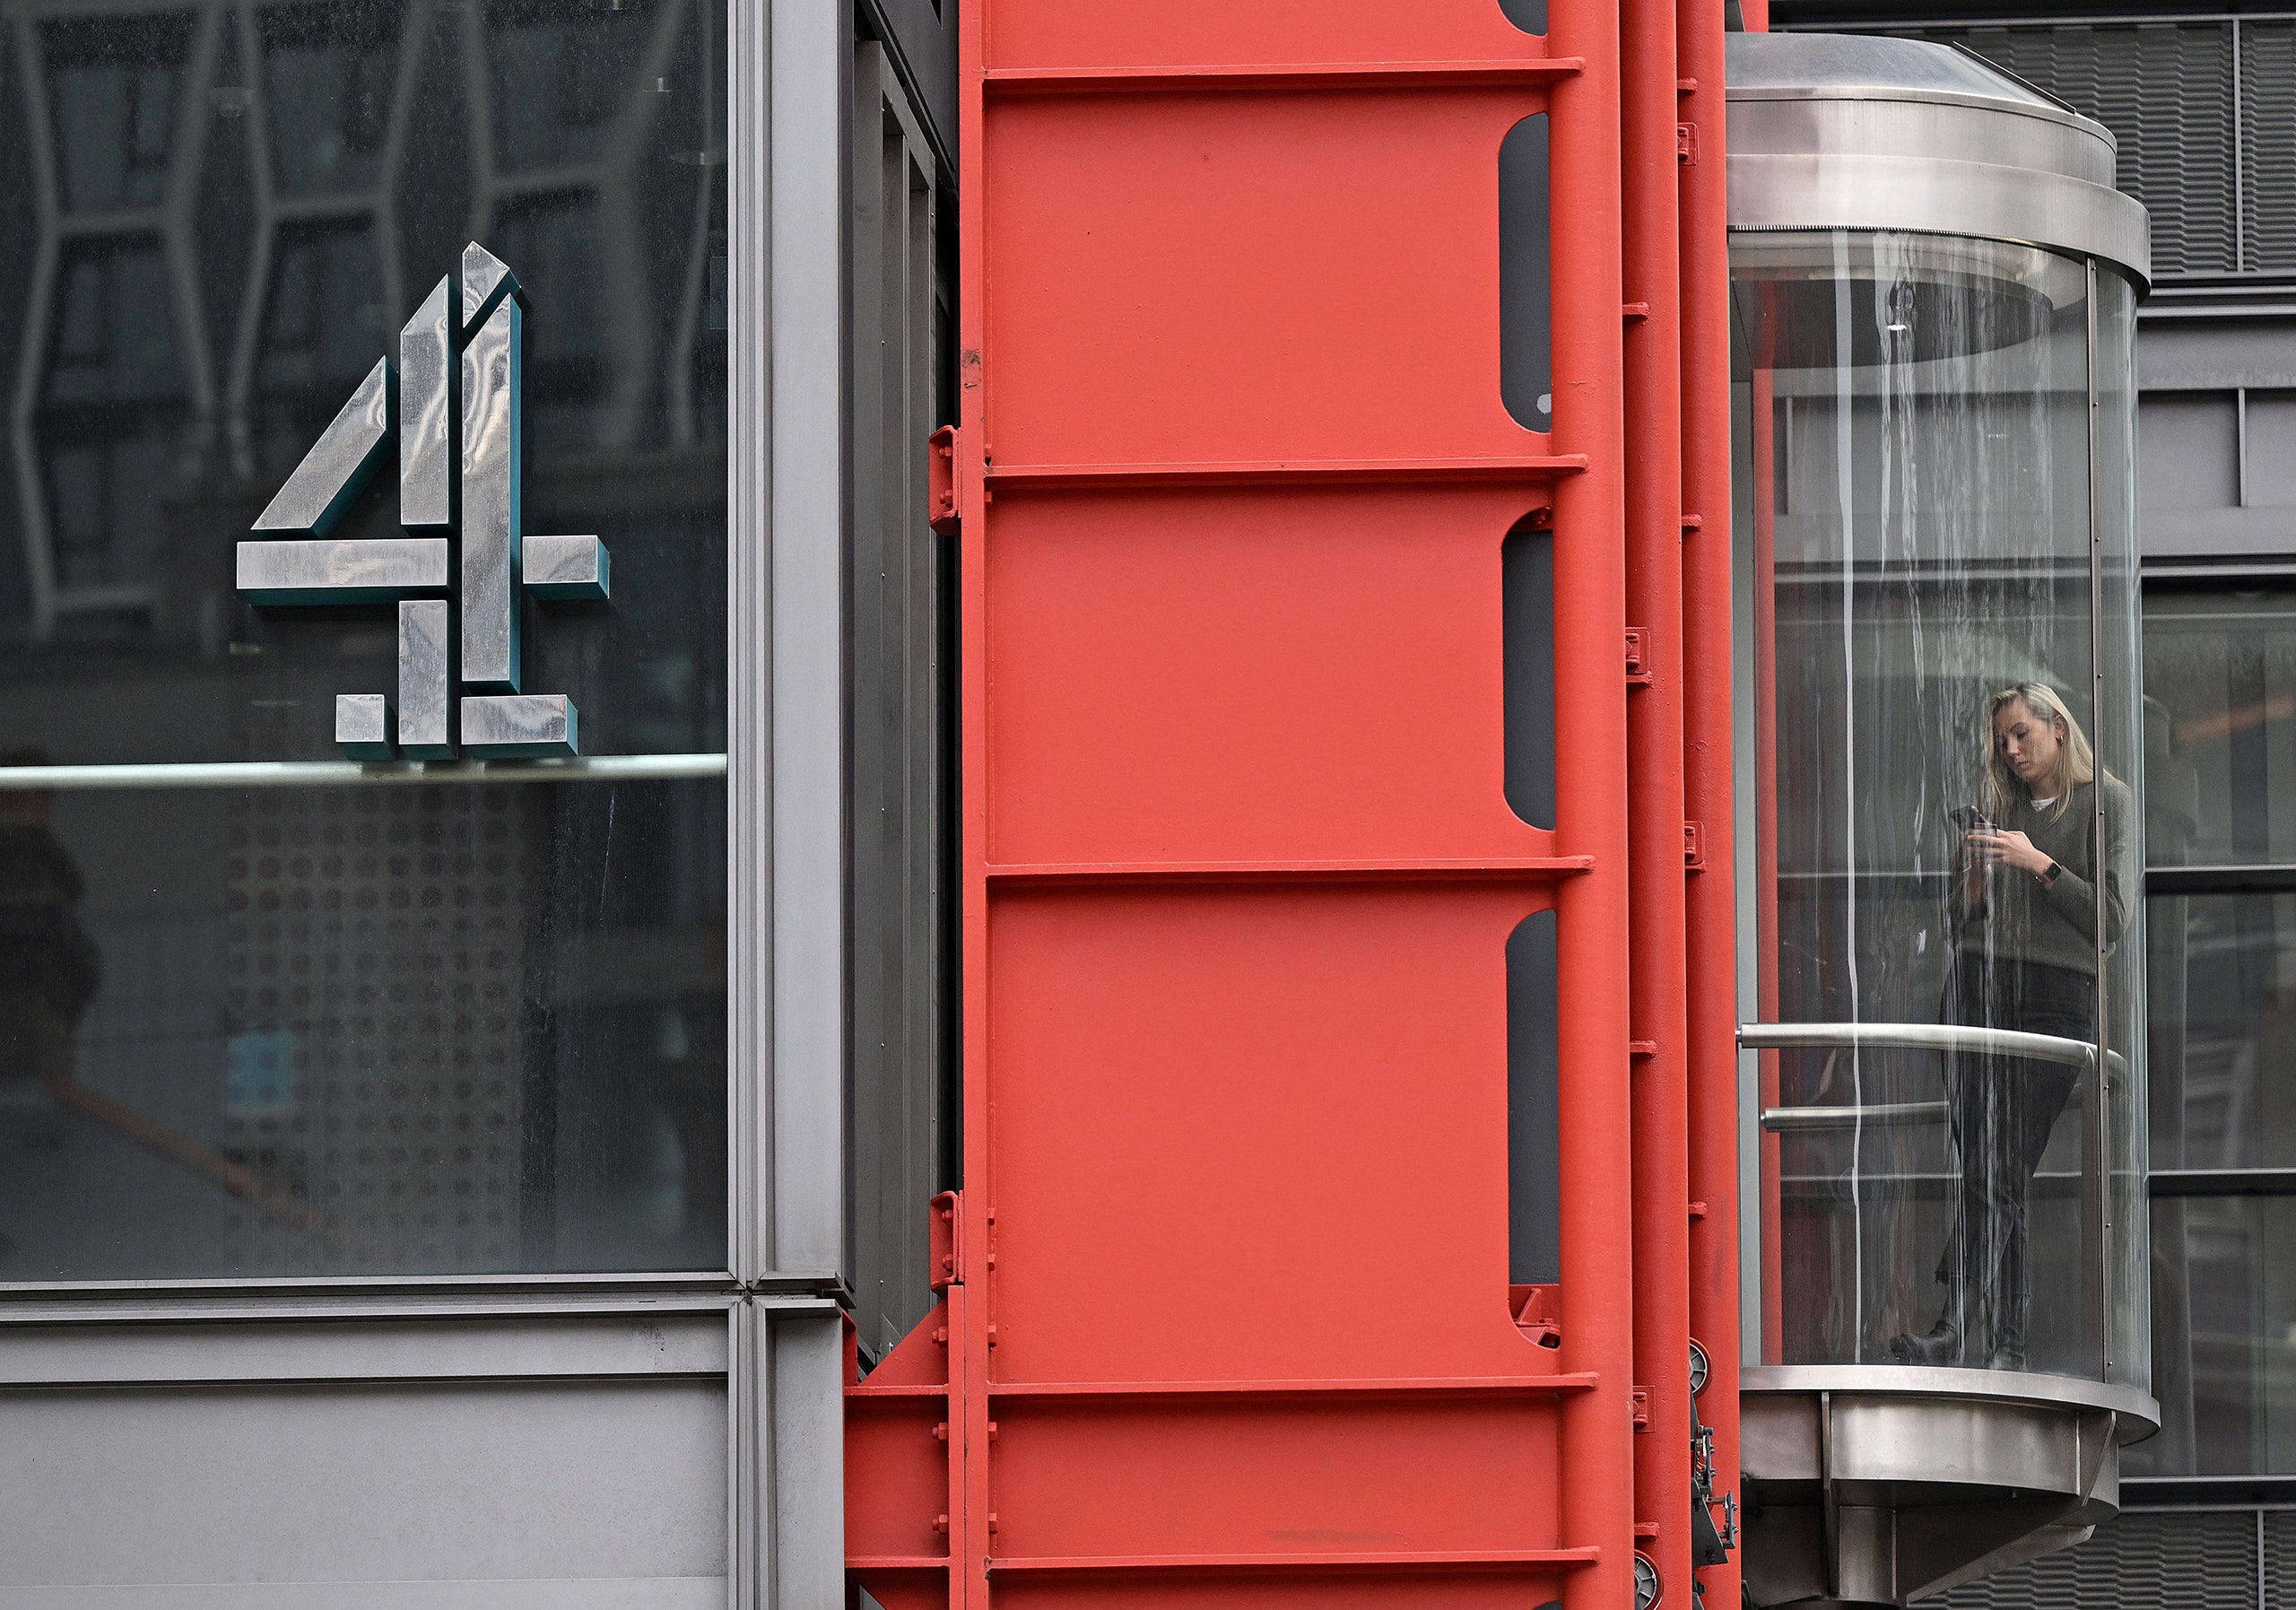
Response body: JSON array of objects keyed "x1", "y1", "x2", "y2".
[{"x1": 237, "y1": 243, "x2": 606, "y2": 759}]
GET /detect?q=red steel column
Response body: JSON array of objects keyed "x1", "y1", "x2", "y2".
[
  {"x1": 1678, "y1": 0, "x2": 1743, "y2": 1601},
  {"x1": 953, "y1": 4, "x2": 993, "y2": 1606},
  {"x1": 1622, "y1": 0, "x2": 1693, "y2": 1599},
  {"x1": 854, "y1": 9, "x2": 1658, "y2": 1609},
  {"x1": 1550, "y1": 0, "x2": 1639, "y2": 1603}
]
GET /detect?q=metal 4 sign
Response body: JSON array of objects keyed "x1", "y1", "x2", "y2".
[{"x1": 236, "y1": 243, "x2": 607, "y2": 759}]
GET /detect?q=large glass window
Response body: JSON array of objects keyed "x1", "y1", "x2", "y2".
[
  {"x1": 0, "y1": 1, "x2": 729, "y2": 1279},
  {"x1": 2134, "y1": 585, "x2": 2296, "y2": 1475}
]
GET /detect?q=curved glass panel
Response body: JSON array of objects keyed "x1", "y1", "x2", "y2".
[{"x1": 1731, "y1": 231, "x2": 2147, "y2": 1388}]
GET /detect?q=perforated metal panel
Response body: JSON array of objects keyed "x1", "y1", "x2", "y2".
[
  {"x1": 223, "y1": 785, "x2": 531, "y2": 1274},
  {"x1": 1932, "y1": 1511, "x2": 2259, "y2": 1610}
]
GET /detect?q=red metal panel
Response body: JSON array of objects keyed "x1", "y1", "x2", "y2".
[
  {"x1": 986, "y1": 488, "x2": 1561, "y2": 864},
  {"x1": 848, "y1": 3, "x2": 1737, "y2": 1606},
  {"x1": 982, "y1": 90, "x2": 1566, "y2": 466}
]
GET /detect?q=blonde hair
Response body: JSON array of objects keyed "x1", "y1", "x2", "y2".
[{"x1": 1986, "y1": 682, "x2": 2094, "y2": 821}]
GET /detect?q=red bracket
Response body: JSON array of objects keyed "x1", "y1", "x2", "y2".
[
  {"x1": 1625, "y1": 628, "x2": 1653, "y2": 686},
  {"x1": 928, "y1": 1190, "x2": 962, "y2": 1291},
  {"x1": 1676, "y1": 122, "x2": 1699, "y2": 164},
  {"x1": 927, "y1": 424, "x2": 961, "y2": 535},
  {"x1": 1631, "y1": 1388, "x2": 1653, "y2": 1432},
  {"x1": 1683, "y1": 821, "x2": 1707, "y2": 871}
]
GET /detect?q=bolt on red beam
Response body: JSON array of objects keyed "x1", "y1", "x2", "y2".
[
  {"x1": 1622, "y1": 0, "x2": 1695, "y2": 1602},
  {"x1": 1678, "y1": 0, "x2": 1744, "y2": 1602},
  {"x1": 1548, "y1": 0, "x2": 1639, "y2": 1606}
]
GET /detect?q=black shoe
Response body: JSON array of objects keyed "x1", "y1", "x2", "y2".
[{"x1": 1888, "y1": 1318, "x2": 1962, "y2": 1366}]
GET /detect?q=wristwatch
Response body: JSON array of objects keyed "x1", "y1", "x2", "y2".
[{"x1": 2039, "y1": 859, "x2": 2063, "y2": 887}]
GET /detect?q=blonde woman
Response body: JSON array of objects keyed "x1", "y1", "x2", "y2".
[{"x1": 1889, "y1": 682, "x2": 2131, "y2": 1371}]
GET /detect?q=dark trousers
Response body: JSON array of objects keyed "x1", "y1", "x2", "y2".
[{"x1": 1936, "y1": 953, "x2": 2093, "y2": 1365}]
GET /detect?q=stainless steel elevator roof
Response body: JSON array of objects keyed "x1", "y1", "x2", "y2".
[{"x1": 1725, "y1": 31, "x2": 2150, "y2": 286}]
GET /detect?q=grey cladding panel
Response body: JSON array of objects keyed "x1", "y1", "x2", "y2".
[
  {"x1": 2140, "y1": 322, "x2": 2296, "y2": 394},
  {"x1": 2246, "y1": 393, "x2": 2296, "y2": 509},
  {"x1": 0, "y1": 1379, "x2": 727, "y2": 1589},
  {"x1": 2140, "y1": 394, "x2": 2239, "y2": 512}
]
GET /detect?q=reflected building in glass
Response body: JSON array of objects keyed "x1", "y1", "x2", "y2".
[{"x1": 0, "y1": 0, "x2": 734, "y2": 1278}]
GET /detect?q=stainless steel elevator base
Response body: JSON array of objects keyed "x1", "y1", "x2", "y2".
[{"x1": 1741, "y1": 1365, "x2": 2160, "y2": 1608}]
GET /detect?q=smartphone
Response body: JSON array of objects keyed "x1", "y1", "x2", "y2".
[{"x1": 1949, "y1": 806, "x2": 1994, "y2": 832}]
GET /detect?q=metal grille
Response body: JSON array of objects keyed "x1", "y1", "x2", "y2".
[
  {"x1": 1914, "y1": 22, "x2": 2236, "y2": 275},
  {"x1": 1928, "y1": 1506, "x2": 2268, "y2": 1607},
  {"x1": 2244, "y1": 24, "x2": 2296, "y2": 272},
  {"x1": 1932, "y1": 1510, "x2": 2259, "y2": 1610},
  {"x1": 2266, "y1": 1510, "x2": 2296, "y2": 1606}
]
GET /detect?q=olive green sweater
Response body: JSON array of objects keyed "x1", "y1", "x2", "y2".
[{"x1": 1950, "y1": 777, "x2": 2134, "y2": 975}]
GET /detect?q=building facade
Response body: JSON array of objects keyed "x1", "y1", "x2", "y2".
[{"x1": 0, "y1": 2, "x2": 953, "y2": 1603}]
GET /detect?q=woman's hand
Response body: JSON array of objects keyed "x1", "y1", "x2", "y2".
[{"x1": 1966, "y1": 828, "x2": 2051, "y2": 877}]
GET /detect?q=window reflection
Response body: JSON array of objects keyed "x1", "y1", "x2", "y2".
[
  {"x1": 0, "y1": 0, "x2": 730, "y2": 1280},
  {"x1": 2145, "y1": 591, "x2": 2296, "y2": 865},
  {"x1": 39, "y1": 242, "x2": 187, "y2": 598},
  {"x1": 43, "y1": 14, "x2": 190, "y2": 214},
  {"x1": 258, "y1": 3, "x2": 399, "y2": 197},
  {"x1": 2129, "y1": 1197, "x2": 2296, "y2": 1476}
]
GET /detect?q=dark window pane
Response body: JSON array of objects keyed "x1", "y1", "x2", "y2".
[
  {"x1": 2130, "y1": 1196, "x2": 2296, "y2": 1475},
  {"x1": 2144, "y1": 589, "x2": 2296, "y2": 866},
  {"x1": 2148, "y1": 892, "x2": 2296, "y2": 1173}
]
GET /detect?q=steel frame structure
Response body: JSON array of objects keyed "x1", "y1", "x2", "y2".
[{"x1": 848, "y1": 3, "x2": 1740, "y2": 1606}]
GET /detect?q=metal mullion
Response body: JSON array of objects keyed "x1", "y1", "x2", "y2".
[
  {"x1": 726, "y1": 0, "x2": 770, "y2": 1293},
  {"x1": 2085, "y1": 256, "x2": 2113, "y2": 1378},
  {"x1": 764, "y1": 0, "x2": 851, "y2": 1287},
  {"x1": 2149, "y1": 1169, "x2": 2296, "y2": 1197},
  {"x1": 2147, "y1": 865, "x2": 2296, "y2": 893},
  {"x1": 2240, "y1": 387, "x2": 2253, "y2": 507}
]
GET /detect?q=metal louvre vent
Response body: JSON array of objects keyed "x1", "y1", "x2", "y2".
[
  {"x1": 1930, "y1": 1511, "x2": 2258, "y2": 1610},
  {"x1": 1911, "y1": 23, "x2": 2236, "y2": 274},
  {"x1": 2244, "y1": 23, "x2": 2296, "y2": 271},
  {"x1": 2267, "y1": 1510, "x2": 2296, "y2": 1606}
]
